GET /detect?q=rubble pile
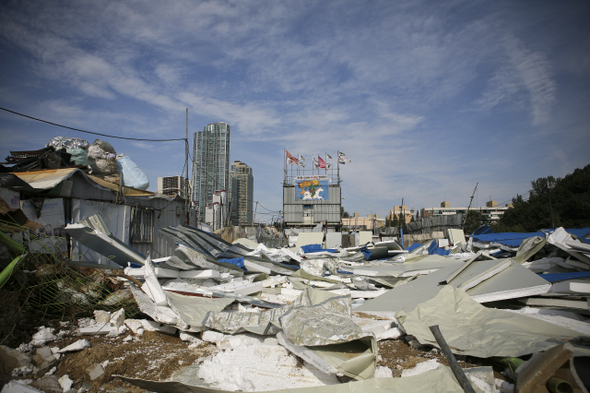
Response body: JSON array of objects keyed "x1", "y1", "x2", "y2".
[{"x1": 1, "y1": 216, "x2": 590, "y2": 392}]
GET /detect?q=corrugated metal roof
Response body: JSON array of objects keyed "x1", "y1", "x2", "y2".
[{"x1": 11, "y1": 168, "x2": 79, "y2": 190}]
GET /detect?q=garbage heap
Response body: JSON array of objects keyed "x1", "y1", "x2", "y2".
[{"x1": 1, "y1": 136, "x2": 149, "y2": 190}]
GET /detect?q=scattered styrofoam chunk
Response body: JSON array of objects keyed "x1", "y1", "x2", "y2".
[
  {"x1": 93, "y1": 310, "x2": 111, "y2": 324},
  {"x1": 140, "y1": 319, "x2": 177, "y2": 335},
  {"x1": 31, "y1": 327, "x2": 57, "y2": 347},
  {"x1": 110, "y1": 308, "x2": 125, "y2": 328},
  {"x1": 401, "y1": 359, "x2": 441, "y2": 377},
  {"x1": 58, "y1": 375, "x2": 73, "y2": 391},
  {"x1": 124, "y1": 319, "x2": 145, "y2": 335},
  {"x1": 58, "y1": 339, "x2": 90, "y2": 353},
  {"x1": 78, "y1": 325, "x2": 118, "y2": 336}
]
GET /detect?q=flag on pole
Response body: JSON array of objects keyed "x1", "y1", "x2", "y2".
[
  {"x1": 312, "y1": 156, "x2": 319, "y2": 168},
  {"x1": 298, "y1": 155, "x2": 305, "y2": 167},
  {"x1": 326, "y1": 153, "x2": 332, "y2": 160},
  {"x1": 338, "y1": 151, "x2": 351, "y2": 164},
  {"x1": 286, "y1": 150, "x2": 298, "y2": 165},
  {"x1": 318, "y1": 156, "x2": 327, "y2": 169}
]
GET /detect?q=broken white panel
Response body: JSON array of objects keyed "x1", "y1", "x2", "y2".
[
  {"x1": 547, "y1": 227, "x2": 590, "y2": 265},
  {"x1": 129, "y1": 285, "x2": 185, "y2": 327},
  {"x1": 550, "y1": 279, "x2": 590, "y2": 294},
  {"x1": 280, "y1": 247, "x2": 303, "y2": 263},
  {"x1": 519, "y1": 297, "x2": 589, "y2": 311},
  {"x1": 400, "y1": 285, "x2": 584, "y2": 358},
  {"x1": 465, "y1": 260, "x2": 552, "y2": 303},
  {"x1": 513, "y1": 236, "x2": 547, "y2": 263},
  {"x1": 179, "y1": 269, "x2": 221, "y2": 279},
  {"x1": 124, "y1": 266, "x2": 181, "y2": 278},
  {"x1": 352, "y1": 315, "x2": 397, "y2": 338},
  {"x1": 325, "y1": 232, "x2": 342, "y2": 249},
  {"x1": 523, "y1": 257, "x2": 566, "y2": 273},
  {"x1": 504, "y1": 307, "x2": 590, "y2": 336},
  {"x1": 295, "y1": 232, "x2": 325, "y2": 249},
  {"x1": 210, "y1": 280, "x2": 263, "y2": 296},
  {"x1": 243, "y1": 259, "x2": 272, "y2": 274},
  {"x1": 65, "y1": 211, "x2": 144, "y2": 267},
  {"x1": 446, "y1": 259, "x2": 512, "y2": 291},
  {"x1": 141, "y1": 256, "x2": 169, "y2": 306},
  {"x1": 78, "y1": 324, "x2": 118, "y2": 336},
  {"x1": 447, "y1": 228, "x2": 466, "y2": 246},
  {"x1": 231, "y1": 237, "x2": 259, "y2": 250}
]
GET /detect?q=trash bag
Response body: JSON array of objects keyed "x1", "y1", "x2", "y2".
[
  {"x1": 116, "y1": 154, "x2": 149, "y2": 190},
  {"x1": 88, "y1": 140, "x2": 117, "y2": 175},
  {"x1": 46, "y1": 136, "x2": 90, "y2": 150},
  {"x1": 66, "y1": 148, "x2": 89, "y2": 166}
]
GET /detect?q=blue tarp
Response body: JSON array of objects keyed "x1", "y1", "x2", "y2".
[
  {"x1": 473, "y1": 225, "x2": 494, "y2": 236},
  {"x1": 472, "y1": 227, "x2": 590, "y2": 247},
  {"x1": 300, "y1": 244, "x2": 337, "y2": 253},
  {"x1": 406, "y1": 243, "x2": 422, "y2": 252},
  {"x1": 218, "y1": 257, "x2": 247, "y2": 271},
  {"x1": 538, "y1": 271, "x2": 590, "y2": 283},
  {"x1": 428, "y1": 240, "x2": 451, "y2": 256},
  {"x1": 471, "y1": 232, "x2": 546, "y2": 247},
  {"x1": 360, "y1": 246, "x2": 372, "y2": 260}
]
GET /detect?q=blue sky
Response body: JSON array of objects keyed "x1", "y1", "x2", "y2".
[{"x1": 1, "y1": 0, "x2": 589, "y2": 222}]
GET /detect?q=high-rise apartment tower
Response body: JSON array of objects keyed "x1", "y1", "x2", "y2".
[
  {"x1": 229, "y1": 161, "x2": 254, "y2": 226},
  {"x1": 192, "y1": 122, "x2": 230, "y2": 220}
]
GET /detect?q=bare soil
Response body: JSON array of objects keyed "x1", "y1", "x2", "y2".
[{"x1": 2, "y1": 319, "x2": 490, "y2": 393}]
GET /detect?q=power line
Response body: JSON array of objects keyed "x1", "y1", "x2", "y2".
[{"x1": 0, "y1": 106, "x2": 186, "y2": 142}]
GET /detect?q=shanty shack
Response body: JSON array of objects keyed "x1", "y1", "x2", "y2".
[{"x1": 0, "y1": 167, "x2": 189, "y2": 267}]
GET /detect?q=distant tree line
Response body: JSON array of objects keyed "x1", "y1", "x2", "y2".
[{"x1": 489, "y1": 164, "x2": 590, "y2": 232}]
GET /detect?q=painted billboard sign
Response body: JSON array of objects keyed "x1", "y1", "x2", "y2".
[{"x1": 295, "y1": 176, "x2": 329, "y2": 200}]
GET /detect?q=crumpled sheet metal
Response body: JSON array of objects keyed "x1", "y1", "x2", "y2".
[
  {"x1": 117, "y1": 364, "x2": 486, "y2": 393},
  {"x1": 399, "y1": 285, "x2": 583, "y2": 358},
  {"x1": 512, "y1": 236, "x2": 547, "y2": 263},
  {"x1": 166, "y1": 291, "x2": 234, "y2": 331},
  {"x1": 129, "y1": 285, "x2": 186, "y2": 328},
  {"x1": 203, "y1": 306, "x2": 285, "y2": 335}
]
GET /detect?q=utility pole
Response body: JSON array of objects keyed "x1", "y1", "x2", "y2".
[{"x1": 185, "y1": 108, "x2": 190, "y2": 224}]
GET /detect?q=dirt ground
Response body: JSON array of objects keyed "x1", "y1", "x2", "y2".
[{"x1": 2, "y1": 317, "x2": 493, "y2": 393}]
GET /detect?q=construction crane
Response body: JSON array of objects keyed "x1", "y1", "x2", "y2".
[{"x1": 461, "y1": 182, "x2": 478, "y2": 229}]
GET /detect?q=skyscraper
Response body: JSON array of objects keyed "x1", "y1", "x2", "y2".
[
  {"x1": 229, "y1": 161, "x2": 254, "y2": 226},
  {"x1": 192, "y1": 122, "x2": 230, "y2": 221}
]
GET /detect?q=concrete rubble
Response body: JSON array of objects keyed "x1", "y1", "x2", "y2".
[{"x1": 2, "y1": 217, "x2": 590, "y2": 392}]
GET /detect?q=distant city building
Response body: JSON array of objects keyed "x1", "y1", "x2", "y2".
[
  {"x1": 342, "y1": 212, "x2": 385, "y2": 230},
  {"x1": 421, "y1": 201, "x2": 511, "y2": 222},
  {"x1": 229, "y1": 161, "x2": 254, "y2": 226},
  {"x1": 192, "y1": 122, "x2": 231, "y2": 221},
  {"x1": 205, "y1": 190, "x2": 227, "y2": 231},
  {"x1": 386, "y1": 205, "x2": 414, "y2": 224},
  {"x1": 157, "y1": 176, "x2": 190, "y2": 199}
]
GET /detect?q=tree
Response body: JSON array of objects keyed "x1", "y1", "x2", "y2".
[
  {"x1": 494, "y1": 164, "x2": 590, "y2": 231},
  {"x1": 341, "y1": 207, "x2": 350, "y2": 218},
  {"x1": 463, "y1": 210, "x2": 486, "y2": 235}
]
